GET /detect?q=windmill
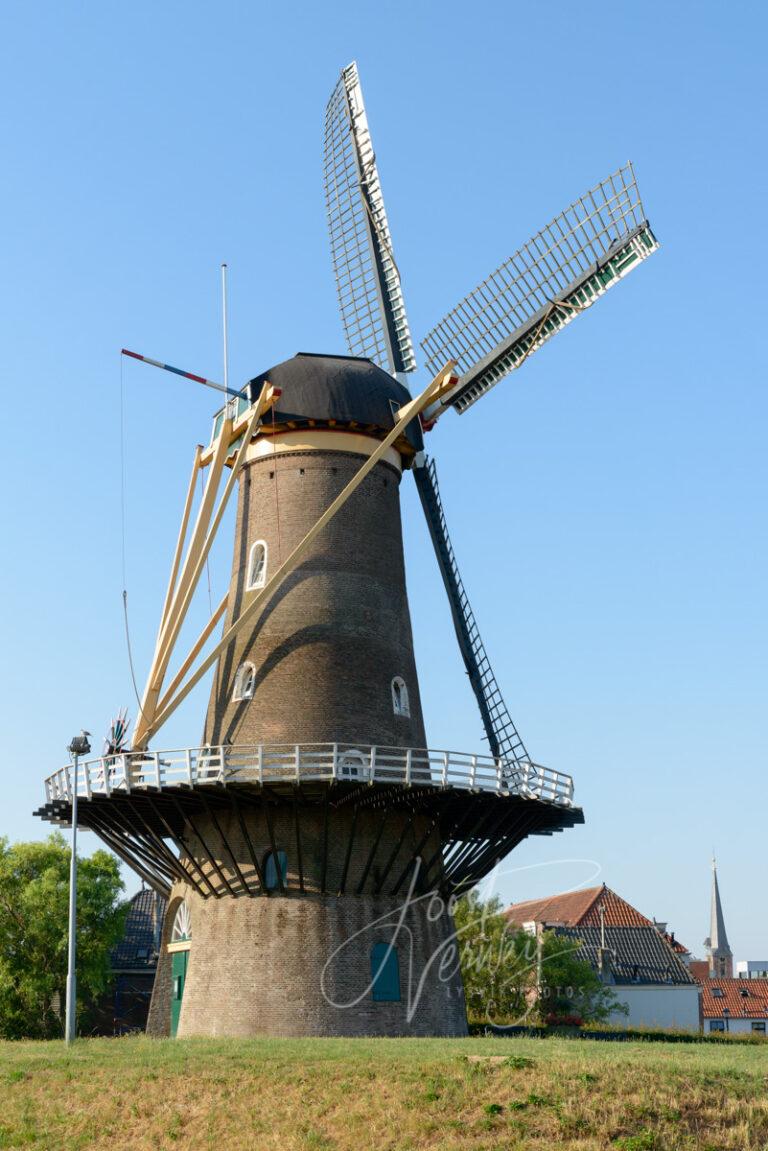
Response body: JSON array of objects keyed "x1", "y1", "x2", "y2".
[{"x1": 36, "y1": 62, "x2": 658, "y2": 1039}]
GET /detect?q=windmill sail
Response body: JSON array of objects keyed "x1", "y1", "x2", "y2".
[
  {"x1": 421, "y1": 163, "x2": 659, "y2": 415},
  {"x1": 324, "y1": 61, "x2": 416, "y2": 377},
  {"x1": 414, "y1": 455, "x2": 530, "y2": 779}
]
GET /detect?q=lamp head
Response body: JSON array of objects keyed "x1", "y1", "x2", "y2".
[{"x1": 68, "y1": 731, "x2": 91, "y2": 756}]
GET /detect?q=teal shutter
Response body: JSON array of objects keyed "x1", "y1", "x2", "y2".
[
  {"x1": 264, "y1": 850, "x2": 288, "y2": 891},
  {"x1": 371, "y1": 942, "x2": 400, "y2": 1002}
]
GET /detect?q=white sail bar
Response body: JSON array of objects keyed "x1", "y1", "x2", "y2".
[
  {"x1": 324, "y1": 61, "x2": 417, "y2": 376},
  {"x1": 421, "y1": 163, "x2": 659, "y2": 416}
]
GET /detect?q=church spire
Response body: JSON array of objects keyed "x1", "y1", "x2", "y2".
[{"x1": 705, "y1": 855, "x2": 733, "y2": 978}]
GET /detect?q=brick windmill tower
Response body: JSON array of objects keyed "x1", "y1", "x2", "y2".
[{"x1": 37, "y1": 62, "x2": 658, "y2": 1038}]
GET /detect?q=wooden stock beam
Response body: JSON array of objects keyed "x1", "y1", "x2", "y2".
[
  {"x1": 155, "y1": 592, "x2": 228, "y2": 716},
  {"x1": 159, "y1": 444, "x2": 203, "y2": 635},
  {"x1": 134, "y1": 419, "x2": 232, "y2": 747}
]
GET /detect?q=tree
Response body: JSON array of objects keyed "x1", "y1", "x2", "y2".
[
  {"x1": 453, "y1": 891, "x2": 625, "y2": 1026},
  {"x1": 453, "y1": 891, "x2": 531, "y2": 1023},
  {"x1": 0, "y1": 834, "x2": 125, "y2": 1039},
  {"x1": 535, "y1": 929, "x2": 627, "y2": 1025}
]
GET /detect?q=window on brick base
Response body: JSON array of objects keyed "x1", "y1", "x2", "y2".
[
  {"x1": 371, "y1": 942, "x2": 401, "y2": 1002},
  {"x1": 264, "y1": 850, "x2": 287, "y2": 892}
]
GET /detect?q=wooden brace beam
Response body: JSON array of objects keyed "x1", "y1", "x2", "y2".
[{"x1": 140, "y1": 362, "x2": 457, "y2": 745}]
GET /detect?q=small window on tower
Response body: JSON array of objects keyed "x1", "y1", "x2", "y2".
[
  {"x1": 233, "y1": 662, "x2": 256, "y2": 702},
  {"x1": 246, "y1": 540, "x2": 268, "y2": 590},
  {"x1": 391, "y1": 677, "x2": 410, "y2": 718}
]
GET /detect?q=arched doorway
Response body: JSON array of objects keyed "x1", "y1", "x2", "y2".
[{"x1": 168, "y1": 901, "x2": 192, "y2": 1037}]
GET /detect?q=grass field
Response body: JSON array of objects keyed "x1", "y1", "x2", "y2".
[{"x1": 1, "y1": 1035, "x2": 767, "y2": 1150}]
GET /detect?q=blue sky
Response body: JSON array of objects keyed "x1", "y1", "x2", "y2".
[{"x1": 0, "y1": 1, "x2": 765, "y2": 958}]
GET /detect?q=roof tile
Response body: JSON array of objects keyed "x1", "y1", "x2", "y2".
[{"x1": 699, "y1": 978, "x2": 768, "y2": 1019}]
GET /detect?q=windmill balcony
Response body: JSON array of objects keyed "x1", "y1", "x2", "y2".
[{"x1": 44, "y1": 743, "x2": 574, "y2": 808}]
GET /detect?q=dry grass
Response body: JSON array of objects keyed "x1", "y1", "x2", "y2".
[{"x1": 0, "y1": 1034, "x2": 767, "y2": 1150}]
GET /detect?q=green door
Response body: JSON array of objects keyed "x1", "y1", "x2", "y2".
[{"x1": 170, "y1": 949, "x2": 189, "y2": 1037}]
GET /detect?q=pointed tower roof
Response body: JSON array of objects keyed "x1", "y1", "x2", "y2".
[{"x1": 706, "y1": 856, "x2": 732, "y2": 958}]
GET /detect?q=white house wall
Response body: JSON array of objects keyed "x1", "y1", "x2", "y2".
[
  {"x1": 607, "y1": 984, "x2": 701, "y2": 1031},
  {"x1": 705, "y1": 1018, "x2": 766, "y2": 1035}
]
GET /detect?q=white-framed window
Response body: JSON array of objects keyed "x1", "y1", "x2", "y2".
[
  {"x1": 391, "y1": 676, "x2": 410, "y2": 718},
  {"x1": 246, "y1": 540, "x2": 268, "y2": 590},
  {"x1": 339, "y1": 749, "x2": 369, "y2": 781},
  {"x1": 232, "y1": 662, "x2": 256, "y2": 702},
  {"x1": 709, "y1": 1019, "x2": 725, "y2": 1032}
]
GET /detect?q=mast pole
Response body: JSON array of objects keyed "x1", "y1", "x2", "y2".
[{"x1": 221, "y1": 263, "x2": 229, "y2": 400}]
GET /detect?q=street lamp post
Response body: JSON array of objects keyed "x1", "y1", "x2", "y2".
[{"x1": 65, "y1": 731, "x2": 90, "y2": 1045}]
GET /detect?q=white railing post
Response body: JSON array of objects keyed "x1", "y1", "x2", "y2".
[{"x1": 40, "y1": 742, "x2": 576, "y2": 812}]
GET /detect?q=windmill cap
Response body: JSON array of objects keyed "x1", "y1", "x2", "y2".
[{"x1": 247, "y1": 353, "x2": 424, "y2": 455}]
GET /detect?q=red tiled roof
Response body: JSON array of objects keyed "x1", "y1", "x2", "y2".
[
  {"x1": 505, "y1": 886, "x2": 603, "y2": 927},
  {"x1": 505, "y1": 883, "x2": 689, "y2": 955},
  {"x1": 700, "y1": 979, "x2": 768, "y2": 1019}
]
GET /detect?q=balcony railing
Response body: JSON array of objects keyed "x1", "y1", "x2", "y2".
[{"x1": 43, "y1": 742, "x2": 575, "y2": 808}]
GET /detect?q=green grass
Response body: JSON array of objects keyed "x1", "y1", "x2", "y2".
[{"x1": 0, "y1": 1034, "x2": 766, "y2": 1149}]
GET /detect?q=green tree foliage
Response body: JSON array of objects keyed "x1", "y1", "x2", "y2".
[
  {"x1": 453, "y1": 891, "x2": 530, "y2": 1023},
  {"x1": 0, "y1": 834, "x2": 125, "y2": 1039},
  {"x1": 453, "y1": 891, "x2": 625, "y2": 1026},
  {"x1": 536, "y1": 929, "x2": 627, "y2": 1025}
]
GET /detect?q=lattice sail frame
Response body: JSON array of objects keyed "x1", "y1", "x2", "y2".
[
  {"x1": 324, "y1": 61, "x2": 417, "y2": 376},
  {"x1": 421, "y1": 163, "x2": 659, "y2": 413}
]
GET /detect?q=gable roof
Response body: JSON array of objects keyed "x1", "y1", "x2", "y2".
[
  {"x1": 111, "y1": 888, "x2": 166, "y2": 971},
  {"x1": 552, "y1": 925, "x2": 697, "y2": 986},
  {"x1": 505, "y1": 883, "x2": 689, "y2": 954},
  {"x1": 700, "y1": 979, "x2": 768, "y2": 1019}
]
